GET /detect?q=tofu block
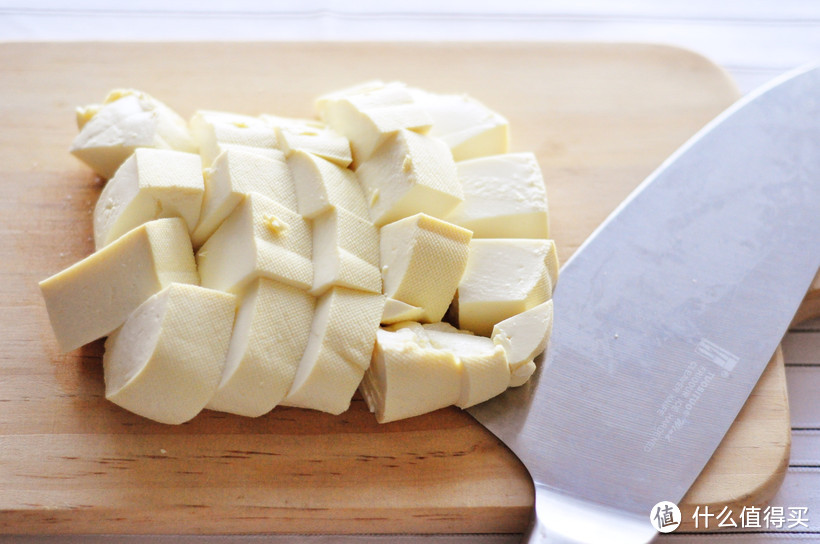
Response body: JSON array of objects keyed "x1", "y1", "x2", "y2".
[
  {"x1": 381, "y1": 298, "x2": 424, "y2": 325},
  {"x1": 192, "y1": 148, "x2": 297, "y2": 248},
  {"x1": 103, "y1": 283, "x2": 236, "y2": 425},
  {"x1": 197, "y1": 192, "x2": 313, "y2": 293},
  {"x1": 420, "y1": 322, "x2": 510, "y2": 409},
  {"x1": 360, "y1": 327, "x2": 461, "y2": 423},
  {"x1": 509, "y1": 361, "x2": 537, "y2": 388},
  {"x1": 206, "y1": 278, "x2": 315, "y2": 417},
  {"x1": 447, "y1": 152, "x2": 550, "y2": 239},
  {"x1": 454, "y1": 239, "x2": 558, "y2": 336},
  {"x1": 70, "y1": 89, "x2": 196, "y2": 179},
  {"x1": 316, "y1": 81, "x2": 432, "y2": 165},
  {"x1": 312, "y1": 207, "x2": 381, "y2": 295},
  {"x1": 261, "y1": 114, "x2": 353, "y2": 167},
  {"x1": 408, "y1": 87, "x2": 509, "y2": 161},
  {"x1": 380, "y1": 213, "x2": 472, "y2": 322},
  {"x1": 282, "y1": 287, "x2": 385, "y2": 415},
  {"x1": 190, "y1": 110, "x2": 280, "y2": 167},
  {"x1": 356, "y1": 129, "x2": 463, "y2": 226},
  {"x1": 93, "y1": 148, "x2": 204, "y2": 249},
  {"x1": 287, "y1": 150, "x2": 369, "y2": 220},
  {"x1": 492, "y1": 299, "x2": 554, "y2": 371},
  {"x1": 40, "y1": 218, "x2": 198, "y2": 353}
]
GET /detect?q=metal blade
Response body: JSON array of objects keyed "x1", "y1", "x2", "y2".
[{"x1": 469, "y1": 64, "x2": 820, "y2": 542}]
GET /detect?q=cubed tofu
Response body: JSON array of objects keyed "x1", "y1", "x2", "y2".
[
  {"x1": 197, "y1": 192, "x2": 313, "y2": 293},
  {"x1": 447, "y1": 152, "x2": 549, "y2": 239},
  {"x1": 70, "y1": 89, "x2": 196, "y2": 179},
  {"x1": 206, "y1": 278, "x2": 315, "y2": 417},
  {"x1": 316, "y1": 81, "x2": 432, "y2": 166},
  {"x1": 356, "y1": 129, "x2": 463, "y2": 226},
  {"x1": 40, "y1": 218, "x2": 198, "y2": 353},
  {"x1": 454, "y1": 239, "x2": 558, "y2": 336},
  {"x1": 282, "y1": 287, "x2": 385, "y2": 415},
  {"x1": 104, "y1": 283, "x2": 236, "y2": 425},
  {"x1": 311, "y1": 207, "x2": 381, "y2": 295},
  {"x1": 261, "y1": 114, "x2": 353, "y2": 167},
  {"x1": 380, "y1": 213, "x2": 472, "y2": 322},
  {"x1": 190, "y1": 110, "x2": 281, "y2": 167},
  {"x1": 192, "y1": 148, "x2": 297, "y2": 248},
  {"x1": 93, "y1": 148, "x2": 204, "y2": 249},
  {"x1": 360, "y1": 327, "x2": 462, "y2": 423},
  {"x1": 287, "y1": 150, "x2": 369, "y2": 220},
  {"x1": 408, "y1": 87, "x2": 509, "y2": 161}
]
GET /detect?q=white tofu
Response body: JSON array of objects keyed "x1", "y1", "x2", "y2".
[
  {"x1": 316, "y1": 81, "x2": 432, "y2": 166},
  {"x1": 40, "y1": 218, "x2": 198, "y2": 353},
  {"x1": 447, "y1": 152, "x2": 550, "y2": 239},
  {"x1": 420, "y1": 322, "x2": 510, "y2": 409},
  {"x1": 190, "y1": 110, "x2": 280, "y2": 167},
  {"x1": 311, "y1": 207, "x2": 381, "y2": 295},
  {"x1": 191, "y1": 148, "x2": 297, "y2": 248},
  {"x1": 408, "y1": 87, "x2": 509, "y2": 161},
  {"x1": 360, "y1": 327, "x2": 462, "y2": 423},
  {"x1": 287, "y1": 150, "x2": 369, "y2": 220},
  {"x1": 206, "y1": 278, "x2": 315, "y2": 417},
  {"x1": 492, "y1": 299, "x2": 554, "y2": 371},
  {"x1": 509, "y1": 361, "x2": 537, "y2": 388},
  {"x1": 103, "y1": 283, "x2": 236, "y2": 425},
  {"x1": 197, "y1": 192, "x2": 313, "y2": 293},
  {"x1": 70, "y1": 89, "x2": 196, "y2": 179},
  {"x1": 261, "y1": 114, "x2": 353, "y2": 167},
  {"x1": 282, "y1": 287, "x2": 385, "y2": 415},
  {"x1": 454, "y1": 239, "x2": 558, "y2": 336},
  {"x1": 356, "y1": 129, "x2": 463, "y2": 227},
  {"x1": 380, "y1": 213, "x2": 472, "y2": 323},
  {"x1": 381, "y1": 298, "x2": 424, "y2": 325},
  {"x1": 93, "y1": 148, "x2": 204, "y2": 250}
]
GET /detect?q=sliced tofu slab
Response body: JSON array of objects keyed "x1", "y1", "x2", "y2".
[
  {"x1": 261, "y1": 114, "x2": 353, "y2": 167},
  {"x1": 381, "y1": 298, "x2": 424, "y2": 325},
  {"x1": 287, "y1": 150, "x2": 369, "y2": 220},
  {"x1": 93, "y1": 148, "x2": 204, "y2": 249},
  {"x1": 420, "y1": 322, "x2": 510, "y2": 409},
  {"x1": 282, "y1": 287, "x2": 385, "y2": 415},
  {"x1": 40, "y1": 218, "x2": 198, "y2": 353},
  {"x1": 316, "y1": 81, "x2": 432, "y2": 166},
  {"x1": 311, "y1": 207, "x2": 381, "y2": 295},
  {"x1": 190, "y1": 110, "x2": 280, "y2": 167},
  {"x1": 361, "y1": 327, "x2": 462, "y2": 424},
  {"x1": 206, "y1": 278, "x2": 315, "y2": 418},
  {"x1": 197, "y1": 192, "x2": 313, "y2": 293},
  {"x1": 408, "y1": 87, "x2": 509, "y2": 161},
  {"x1": 492, "y1": 299, "x2": 554, "y2": 371},
  {"x1": 356, "y1": 129, "x2": 463, "y2": 227},
  {"x1": 447, "y1": 152, "x2": 549, "y2": 239},
  {"x1": 70, "y1": 89, "x2": 196, "y2": 179},
  {"x1": 192, "y1": 148, "x2": 297, "y2": 248},
  {"x1": 104, "y1": 283, "x2": 236, "y2": 425},
  {"x1": 380, "y1": 213, "x2": 472, "y2": 323},
  {"x1": 454, "y1": 238, "x2": 558, "y2": 336}
]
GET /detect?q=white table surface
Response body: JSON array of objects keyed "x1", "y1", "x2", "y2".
[{"x1": 1, "y1": 2, "x2": 819, "y2": 543}]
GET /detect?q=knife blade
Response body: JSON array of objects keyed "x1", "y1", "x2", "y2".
[{"x1": 467, "y1": 63, "x2": 820, "y2": 543}]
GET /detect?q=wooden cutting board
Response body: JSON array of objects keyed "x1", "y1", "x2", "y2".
[{"x1": 0, "y1": 42, "x2": 811, "y2": 536}]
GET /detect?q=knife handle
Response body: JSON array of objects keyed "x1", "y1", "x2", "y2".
[{"x1": 523, "y1": 483, "x2": 656, "y2": 544}]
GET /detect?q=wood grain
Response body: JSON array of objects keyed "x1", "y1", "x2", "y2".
[{"x1": 0, "y1": 42, "x2": 806, "y2": 535}]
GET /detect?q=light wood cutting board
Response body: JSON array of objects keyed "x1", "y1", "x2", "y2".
[{"x1": 0, "y1": 42, "x2": 813, "y2": 536}]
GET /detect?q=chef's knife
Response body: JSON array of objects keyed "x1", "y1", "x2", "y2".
[{"x1": 468, "y1": 63, "x2": 820, "y2": 543}]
